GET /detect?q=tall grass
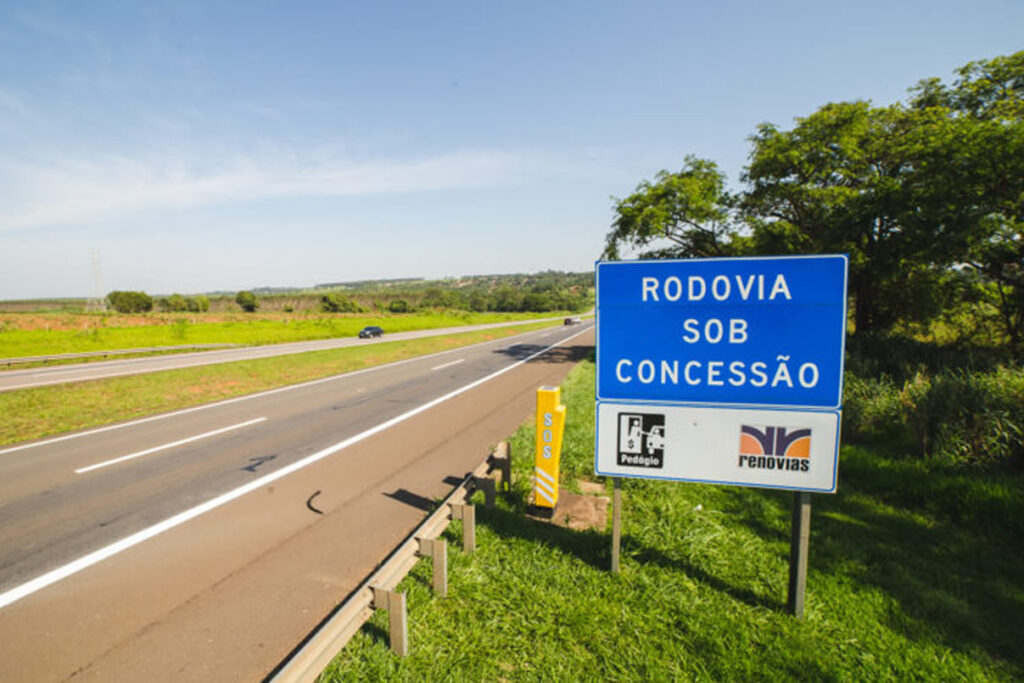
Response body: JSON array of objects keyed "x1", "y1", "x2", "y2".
[{"x1": 843, "y1": 366, "x2": 1024, "y2": 468}]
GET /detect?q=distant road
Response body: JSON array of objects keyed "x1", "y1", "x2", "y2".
[{"x1": 0, "y1": 316, "x2": 573, "y2": 392}]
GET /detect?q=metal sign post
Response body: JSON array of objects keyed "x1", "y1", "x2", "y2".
[
  {"x1": 611, "y1": 478, "x2": 622, "y2": 573},
  {"x1": 787, "y1": 491, "x2": 812, "y2": 618}
]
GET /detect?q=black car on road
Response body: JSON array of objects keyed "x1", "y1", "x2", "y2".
[{"x1": 358, "y1": 325, "x2": 383, "y2": 338}]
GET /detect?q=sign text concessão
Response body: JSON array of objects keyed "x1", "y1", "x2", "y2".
[{"x1": 596, "y1": 256, "x2": 848, "y2": 410}]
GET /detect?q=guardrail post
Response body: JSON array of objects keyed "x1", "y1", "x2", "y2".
[
  {"x1": 450, "y1": 503, "x2": 475, "y2": 553},
  {"x1": 416, "y1": 537, "x2": 448, "y2": 597},
  {"x1": 371, "y1": 587, "x2": 408, "y2": 656},
  {"x1": 490, "y1": 441, "x2": 512, "y2": 493}
]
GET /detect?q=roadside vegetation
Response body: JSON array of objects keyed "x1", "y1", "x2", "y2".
[
  {"x1": 0, "y1": 310, "x2": 575, "y2": 361},
  {"x1": 322, "y1": 353, "x2": 1022, "y2": 681},
  {"x1": 0, "y1": 321, "x2": 562, "y2": 448},
  {"x1": 0, "y1": 271, "x2": 593, "y2": 361},
  {"x1": 322, "y1": 53, "x2": 1023, "y2": 681}
]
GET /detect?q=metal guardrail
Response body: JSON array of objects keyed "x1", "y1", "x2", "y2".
[
  {"x1": 269, "y1": 443, "x2": 511, "y2": 682},
  {"x1": 0, "y1": 344, "x2": 241, "y2": 366}
]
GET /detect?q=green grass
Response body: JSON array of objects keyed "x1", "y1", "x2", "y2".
[
  {"x1": 0, "y1": 311, "x2": 567, "y2": 359},
  {"x1": 0, "y1": 321, "x2": 560, "y2": 448},
  {"x1": 320, "y1": 359, "x2": 1024, "y2": 682}
]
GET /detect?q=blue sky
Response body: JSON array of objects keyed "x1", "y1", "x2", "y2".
[{"x1": 1, "y1": 1, "x2": 1022, "y2": 299}]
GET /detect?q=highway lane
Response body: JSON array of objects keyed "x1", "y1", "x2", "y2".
[
  {"x1": 0, "y1": 315, "x2": 571, "y2": 392},
  {"x1": 0, "y1": 322, "x2": 594, "y2": 681}
]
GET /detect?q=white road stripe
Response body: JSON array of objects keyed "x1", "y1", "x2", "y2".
[
  {"x1": 430, "y1": 358, "x2": 465, "y2": 371},
  {"x1": 0, "y1": 323, "x2": 587, "y2": 457},
  {"x1": 0, "y1": 326, "x2": 591, "y2": 611},
  {"x1": 74, "y1": 418, "x2": 268, "y2": 474}
]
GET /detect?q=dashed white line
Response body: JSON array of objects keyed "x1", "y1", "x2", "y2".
[
  {"x1": 431, "y1": 358, "x2": 465, "y2": 371},
  {"x1": 75, "y1": 418, "x2": 268, "y2": 474},
  {"x1": 0, "y1": 326, "x2": 591, "y2": 611}
]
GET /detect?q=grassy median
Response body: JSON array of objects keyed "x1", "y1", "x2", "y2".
[
  {"x1": 320, "y1": 358, "x2": 1023, "y2": 682},
  {"x1": 0, "y1": 311, "x2": 567, "y2": 359},
  {"x1": 0, "y1": 321, "x2": 560, "y2": 448}
]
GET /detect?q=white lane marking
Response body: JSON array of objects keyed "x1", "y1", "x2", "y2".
[
  {"x1": 0, "y1": 326, "x2": 590, "y2": 611},
  {"x1": 74, "y1": 418, "x2": 268, "y2": 475},
  {"x1": 0, "y1": 323, "x2": 587, "y2": 457},
  {"x1": 1, "y1": 370, "x2": 156, "y2": 392},
  {"x1": 431, "y1": 358, "x2": 465, "y2": 371}
]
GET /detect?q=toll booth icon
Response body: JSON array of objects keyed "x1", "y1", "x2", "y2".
[{"x1": 617, "y1": 412, "x2": 665, "y2": 468}]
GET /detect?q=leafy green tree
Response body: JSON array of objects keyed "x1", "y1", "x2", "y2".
[
  {"x1": 910, "y1": 51, "x2": 1024, "y2": 352},
  {"x1": 320, "y1": 293, "x2": 362, "y2": 313},
  {"x1": 491, "y1": 285, "x2": 520, "y2": 312},
  {"x1": 521, "y1": 292, "x2": 553, "y2": 312},
  {"x1": 106, "y1": 290, "x2": 153, "y2": 313},
  {"x1": 742, "y1": 101, "x2": 986, "y2": 335},
  {"x1": 162, "y1": 294, "x2": 188, "y2": 312},
  {"x1": 467, "y1": 291, "x2": 488, "y2": 312},
  {"x1": 604, "y1": 156, "x2": 741, "y2": 260},
  {"x1": 188, "y1": 295, "x2": 210, "y2": 312},
  {"x1": 388, "y1": 299, "x2": 410, "y2": 313},
  {"x1": 235, "y1": 290, "x2": 259, "y2": 312}
]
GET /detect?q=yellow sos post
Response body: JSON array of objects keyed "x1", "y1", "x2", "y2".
[{"x1": 533, "y1": 386, "x2": 566, "y2": 510}]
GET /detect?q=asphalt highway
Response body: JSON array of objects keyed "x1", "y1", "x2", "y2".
[
  {"x1": 0, "y1": 321, "x2": 594, "y2": 681},
  {"x1": 0, "y1": 315, "x2": 571, "y2": 392}
]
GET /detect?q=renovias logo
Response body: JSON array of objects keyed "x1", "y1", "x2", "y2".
[{"x1": 738, "y1": 425, "x2": 810, "y2": 471}]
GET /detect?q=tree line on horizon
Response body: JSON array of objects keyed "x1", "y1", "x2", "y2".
[
  {"x1": 103, "y1": 271, "x2": 592, "y2": 315},
  {"x1": 604, "y1": 51, "x2": 1024, "y2": 357}
]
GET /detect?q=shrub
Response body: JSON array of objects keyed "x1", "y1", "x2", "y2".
[
  {"x1": 844, "y1": 366, "x2": 1024, "y2": 467},
  {"x1": 320, "y1": 293, "x2": 362, "y2": 313},
  {"x1": 106, "y1": 290, "x2": 153, "y2": 313},
  {"x1": 160, "y1": 294, "x2": 188, "y2": 312},
  {"x1": 188, "y1": 295, "x2": 210, "y2": 312},
  {"x1": 388, "y1": 299, "x2": 410, "y2": 313},
  {"x1": 235, "y1": 291, "x2": 259, "y2": 312}
]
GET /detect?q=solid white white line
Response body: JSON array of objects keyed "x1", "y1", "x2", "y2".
[
  {"x1": 0, "y1": 324, "x2": 587, "y2": 457},
  {"x1": 0, "y1": 326, "x2": 590, "y2": 611},
  {"x1": 430, "y1": 358, "x2": 465, "y2": 371},
  {"x1": 74, "y1": 418, "x2": 267, "y2": 474},
  {"x1": 2, "y1": 370, "x2": 150, "y2": 392}
]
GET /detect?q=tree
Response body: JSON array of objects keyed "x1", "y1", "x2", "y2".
[
  {"x1": 911, "y1": 51, "x2": 1024, "y2": 352},
  {"x1": 320, "y1": 293, "x2": 361, "y2": 313},
  {"x1": 604, "y1": 156, "x2": 740, "y2": 260},
  {"x1": 235, "y1": 290, "x2": 258, "y2": 312},
  {"x1": 161, "y1": 294, "x2": 188, "y2": 312},
  {"x1": 388, "y1": 299, "x2": 410, "y2": 313},
  {"x1": 107, "y1": 290, "x2": 153, "y2": 313},
  {"x1": 189, "y1": 295, "x2": 210, "y2": 312},
  {"x1": 742, "y1": 101, "x2": 984, "y2": 335}
]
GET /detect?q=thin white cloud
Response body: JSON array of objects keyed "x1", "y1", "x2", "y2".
[{"x1": 0, "y1": 148, "x2": 574, "y2": 231}]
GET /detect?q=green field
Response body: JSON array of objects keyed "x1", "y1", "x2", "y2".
[
  {"x1": 321, "y1": 359, "x2": 1023, "y2": 682},
  {"x1": 0, "y1": 320, "x2": 562, "y2": 448},
  {"x1": 0, "y1": 311, "x2": 569, "y2": 360}
]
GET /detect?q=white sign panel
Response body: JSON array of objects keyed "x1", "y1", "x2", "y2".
[{"x1": 596, "y1": 402, "x2": 840, "y2": 493}]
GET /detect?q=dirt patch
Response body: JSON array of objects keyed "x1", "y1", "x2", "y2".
[{"x1": 529, "y1": 482, "x2": 610, "y2": 531}]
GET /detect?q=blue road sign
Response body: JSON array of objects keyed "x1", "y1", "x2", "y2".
[{"x1": 596, "y1": 255, "x2": 848, "y2": 410}]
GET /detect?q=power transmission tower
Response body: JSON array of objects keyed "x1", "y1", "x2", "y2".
[{"x1": 85, "y1": 251, "x2": 107, "y2": 312}]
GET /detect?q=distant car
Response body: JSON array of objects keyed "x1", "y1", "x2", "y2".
[
  {"x1": 563, "y1": 316, "x2": 581, "y2": 325},
  {"x1": 358, "y1": 325, "x2": 383, "y2": 338}
]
